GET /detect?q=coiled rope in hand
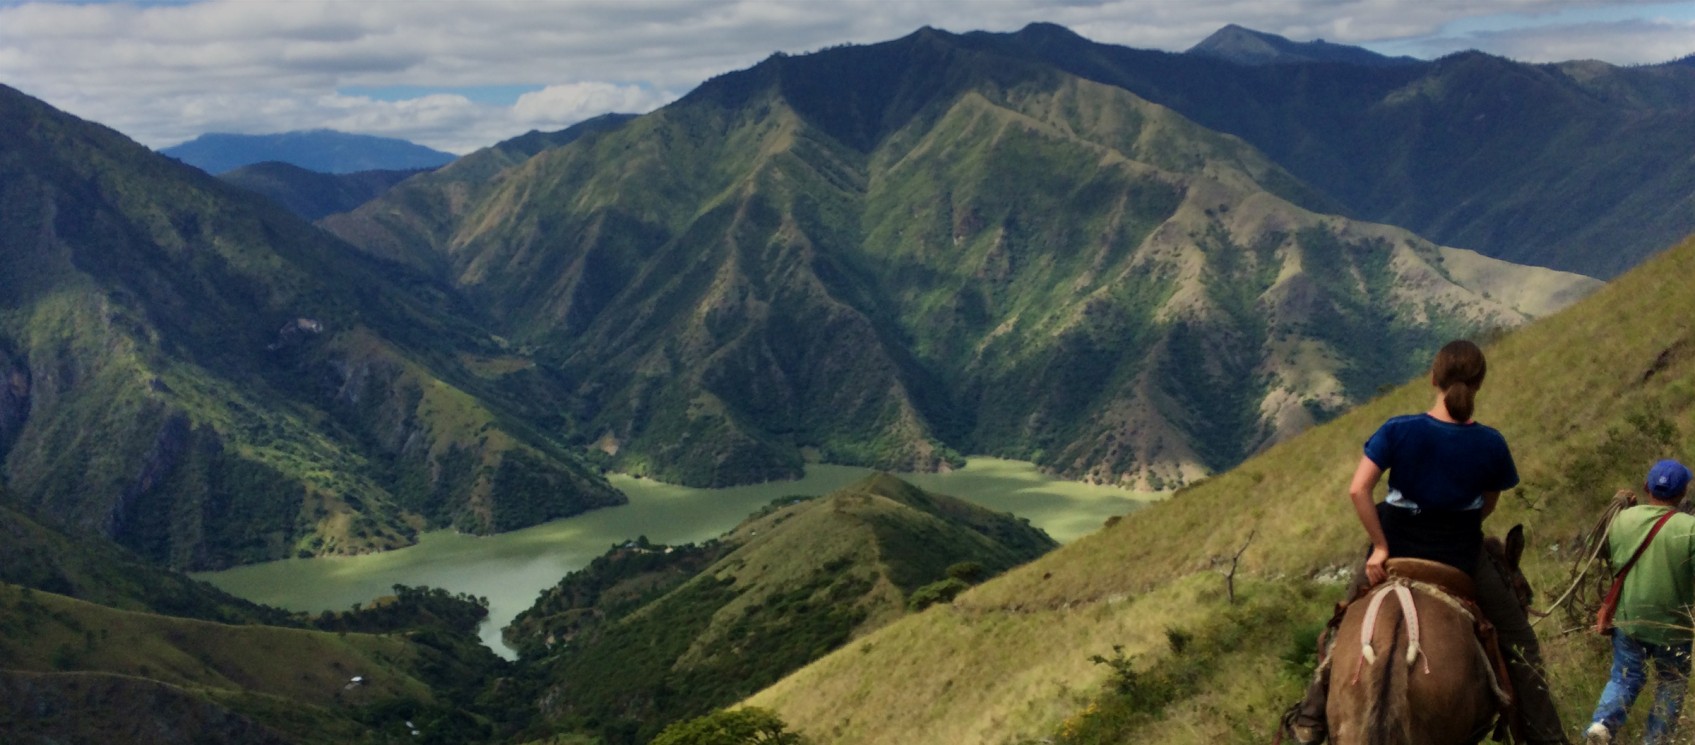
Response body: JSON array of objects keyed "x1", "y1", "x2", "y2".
[{"x1": 1532, "y1": 490, "x2": 1634, "y2": 629}]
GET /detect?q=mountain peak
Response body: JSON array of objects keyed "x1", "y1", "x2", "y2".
[
  {"x1": 1187, "y1": 24, "x2": 1420, "y2": 67},
  {"x1": 1014, "y1": 22, "x2": 1089, "y2": 43}
]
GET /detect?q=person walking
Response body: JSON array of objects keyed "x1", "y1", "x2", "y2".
[{"x1": 1586, "y1": 459, "x2": 1695, "y2": 745}]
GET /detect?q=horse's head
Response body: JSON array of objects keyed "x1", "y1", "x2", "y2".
[{"x1": 1482, "y1": 524, "x2": 1531, "y2": 610}]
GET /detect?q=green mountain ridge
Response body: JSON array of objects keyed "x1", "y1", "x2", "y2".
[
  {"x1": 0, "y1": 494, "x2": 290, "y2": 625},
  {"x1": 970, "y1": 23, "x2": 1695, "y2": 278},
  {"x1": 0, "y1": 83, "x2": 622, "y2": 570},
  {"x1": 0, "y1": 669, "x2": 295, "y2": 745},
  {"x1": 220, "y1": 162, "x2": 430, "y2": 221},
  {"x1": 0, "y1": 579, "x2": 511, "y2": 744},
  {"x1": 1185, "y1": 24, "x2": 1420, "y2": 67},
  {"x1": 507, "y1": 473, "x2": 1057, "y2": 743},
  {"x1": 327, "y1": 28, "x2": 1597, "y2": 489}
]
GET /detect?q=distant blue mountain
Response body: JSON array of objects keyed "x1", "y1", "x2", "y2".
[
  {"x1": 1186, "y1": 24, "x2": 1421, "y2": 67},
  {"x1": 160, "y1": 130, "x2": 456, "y2": 175}
]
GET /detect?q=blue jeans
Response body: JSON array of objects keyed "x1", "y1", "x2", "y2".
[{"x1": 1591, "y1": 631, "x2": 1693, "y2": 744}]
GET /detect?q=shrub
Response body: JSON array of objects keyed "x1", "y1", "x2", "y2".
[
  {"x1": 649, "y1": 707, "x2": 809, "y2": 745},
  {"x1": 945, "y1": 561, "x2": 986, "y2": 584},
  {"x1": 907, "y1": 577, "x2": 970, "y2": 611}
]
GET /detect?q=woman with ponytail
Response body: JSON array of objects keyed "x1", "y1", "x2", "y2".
[
  {"x1": 1353, "y1": 339, "x2": 1506, "y2": 583},
  {"x1": 1287, "y1": 340, "x2": 1570, "y2": 744}
]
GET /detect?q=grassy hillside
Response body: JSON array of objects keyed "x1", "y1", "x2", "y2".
[
  {"x1": 0, "y1": 496, "x2": 290, "y2": 625},
  {"x1": 509, "y1": 474, "x2": 1057, "y2": 744},
  {"x1": 0, "y1": 581, "x2": 509, "y2": 744},
  {"x1": 326, "y1": 29, "x2": 1596, "y2": 490},
  {"x1": 0, "y1": 83, "x2": 622, "y2": 569},
  {"x1": 749, "y1": 234, "x2": 1695, "y2": 743},
  {"x1": 0, "y1": 669, "x2": 296, "y2": 745}
]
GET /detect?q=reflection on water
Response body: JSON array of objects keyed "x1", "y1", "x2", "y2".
[{"x1": 195, "y1": 458, "x2": 1156, "y2": 658}]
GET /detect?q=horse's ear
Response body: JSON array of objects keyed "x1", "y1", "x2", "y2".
[{"x1": 1505, "y1": 524, "x2": 1525, "y2": 569}]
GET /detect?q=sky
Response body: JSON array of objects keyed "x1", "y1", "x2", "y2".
[{"x1": 2, "y1": 0, "x2": 1693, "y2": 155}]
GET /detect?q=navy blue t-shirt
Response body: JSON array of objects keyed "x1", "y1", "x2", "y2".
[
  {"x1": 1364, "y1": 414, "x2": 1518, "y2": 511},
  {"x1": 1363, "y1": 414, "x2": 1518, "y2": 574}
]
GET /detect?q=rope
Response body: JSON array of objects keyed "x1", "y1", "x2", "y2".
[
  {"x1": 1532, "y1": 492, "x2": 1632, "y2": 628},
  {"x1": 1349, "y1": 579, "x2": 1510, "y2": 707},
  {"x1": 1353, "y1": 580, "x2": 1429, "y2": 682}
]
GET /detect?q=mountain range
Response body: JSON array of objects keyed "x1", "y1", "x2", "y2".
[
  {"x1": 325, "y1": 25, "x2": 1598, "y2": 490},
  {"x1": 1, "y1": 19, "x2": 1695, "y2": 745},
  {"x1": 975, "y1": 23, "x2": 1695, "y2": 279},
  {"x1": 6, "y1": 18, "x2": 1679, "y2": 570},
  {"x1": 160, "y1": 130, "x2": 457, "y2": 175}
]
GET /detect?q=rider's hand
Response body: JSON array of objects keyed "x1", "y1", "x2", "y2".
[{"x1": 1365, "y1": 545, "x2": 1390, "y2": 586}]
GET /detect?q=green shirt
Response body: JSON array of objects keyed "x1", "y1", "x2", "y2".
[{"x1": 1610, "y1": 505, "x2": 1695, "y2": 645}]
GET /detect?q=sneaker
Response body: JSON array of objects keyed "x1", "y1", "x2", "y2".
[{"x1": 1585, "y1": 722, "x2": 1611, "y2": 745}]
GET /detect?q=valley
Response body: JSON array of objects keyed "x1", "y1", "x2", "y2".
[
  {"x1": 197, "y1": 458, "x2": 1153, "y2": 657},
  {"x1": 2, "y1": 11, "x2": 1693, "y2": 744}
]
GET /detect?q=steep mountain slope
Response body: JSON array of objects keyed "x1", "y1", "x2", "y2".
[
  {"x1": 322, "y1": 112, "x2": 637, "y2": 279},
  {"x1": 1186, "y1": 24, "x2": 1419, "y2": 67},
  {"x1": 973, "y1": 23, "x2": 1695, "y2": 278},
  {"x1": 0, "y1": 495, "x2": 290, "y2": 625},
  {"x1": 749, "y1": 234, "x2": 1695, "y2": 743},
  {"x1": 328, "y1": 29, "x2": 1596, "y2": 489},
  {"x1": 0, "y1": 84, "x2": 621, "y2": 570},
  {"x1": 220, "y1": 162, "x2": 428, "y2": 221},
  {"x1": 508, "y1": 474, "x2": 1057, "y2": 743},
  {"x1": 161, "y1": 129, "x2": 456, "y2": 175}
]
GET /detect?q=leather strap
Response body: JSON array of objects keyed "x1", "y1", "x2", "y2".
[{"x1": 1597, "y1": 508, "x2": 1679, "y2": 634}]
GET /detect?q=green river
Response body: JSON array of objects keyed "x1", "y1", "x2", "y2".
[{"x1": 196, "y1": 458, "x2": 1156, "y2": 657}]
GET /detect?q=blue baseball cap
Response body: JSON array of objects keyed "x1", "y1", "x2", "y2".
[{"x1": 1646, "y1": 459, "x2": 1692, "y2": 499}]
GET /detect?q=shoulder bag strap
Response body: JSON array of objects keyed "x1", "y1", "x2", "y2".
[{"x1": 1597, "y1": 508, "x2": 1680, "y2": 634}]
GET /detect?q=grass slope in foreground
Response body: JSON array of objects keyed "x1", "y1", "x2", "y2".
[{"x1": 749, "y1": 234, "x2": 1695, "y2": 743}]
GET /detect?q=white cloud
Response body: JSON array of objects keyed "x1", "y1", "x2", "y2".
[
  {"x1": 513, "y1": 83, "x2": 673, "y2": 128},
  {"x1": 0, "y1": 0, "x2": 1689, "y2": 154}
]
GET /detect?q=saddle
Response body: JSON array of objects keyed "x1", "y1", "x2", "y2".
[{"x1": 1384, "y1": 558, "x2": 1474, "y2": 601}]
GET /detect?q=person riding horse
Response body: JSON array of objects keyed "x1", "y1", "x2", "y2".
[{"x1": 1286, "y1": 340, "x2": 1569, "y2": 744}]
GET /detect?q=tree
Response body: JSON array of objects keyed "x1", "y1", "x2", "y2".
[{"x1": 649, "y1": 707, "x2": 809, "y2": 745}]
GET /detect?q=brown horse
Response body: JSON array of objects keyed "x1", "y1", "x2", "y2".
[{"x1": 1325, "y1": 527, "x2": 1526, "y2": 745}]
